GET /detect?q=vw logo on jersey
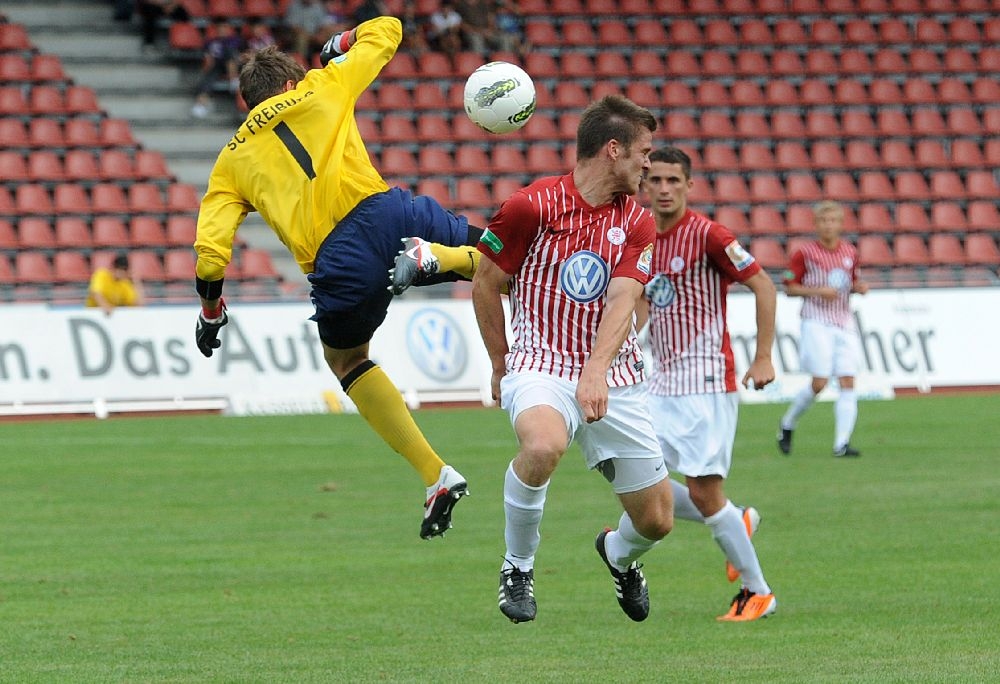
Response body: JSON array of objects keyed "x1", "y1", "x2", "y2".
[
  {"x1": 406, "y1": 308, "x2": 467, "y2": 381},
  {"x1": 645, "y1": 273, "x2": 676, "y2": 308},
  {"x1": 559, "y1": 250, "x2": 610, "y2": 303},
  {"x1": 828, "y1": 268, "x2": 851, "y2": 291}
]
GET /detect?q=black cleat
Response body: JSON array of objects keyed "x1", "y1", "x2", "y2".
[
  {"x1": 777, "y1": 426, "x2": 793, "y2": 455},
  {"x1": 420, "y1": 465, "x2": 468, "y2": 539},
  {"x1": 595, "y1": 528, "x2": 649, "y2": 622},
  {"x1": 833, "y1": 444, "x2": 861, "y2": 458},
  {"x1": 498, "y1": 563, "x2": 536, "y2": 623}
]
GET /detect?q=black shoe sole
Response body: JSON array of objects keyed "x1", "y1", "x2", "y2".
[{"x1": 420, "y1": 483, "x2": 469, "y2": 539}]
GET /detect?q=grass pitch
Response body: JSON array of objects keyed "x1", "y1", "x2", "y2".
[{"x1": 1, "y1": 393, "x2": 998, "y2": 682}]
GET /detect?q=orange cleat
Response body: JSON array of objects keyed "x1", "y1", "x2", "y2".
[
  {"x1": 717, "y1": 587, "x2": 777, "y2": 622},
  {"x1": 726, "y1": 506, "x2": 761, "y2": 582}
]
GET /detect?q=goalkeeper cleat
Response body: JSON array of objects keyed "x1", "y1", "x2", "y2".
[
  {"x1": 420, "y1": 465, "x2": 468, "y2": 540},
  {"x1": 595, "y1": 528, "x2": 650, "y2": 622},
  {"x1": 717, "y1": 587, "x2": 777, "y2": 622},
  {"x1": 833, "y1": 443, "x2": 861, "y2": 458},
  {"x1": 777, "y1": 426, "x2": 793, "y2": 455},
  {"x1": 498, "y1": 563, "x2": 536, "y2": 623},
  {"x1": 726, "y1": 506, "x2": 762, "y2": 582},
  {"x1": 389, "y1": 237, "x2": 439, "y2": 295}
]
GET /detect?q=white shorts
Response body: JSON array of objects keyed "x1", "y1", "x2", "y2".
[
  {"x1": 500, "y1": 371, "x2": 667, "y2": 494},
  {"x1": 799, "y1": 318, "x2": 860, "y2": 379},
  {"x1": 648, "y1": 392, "x2": 738, "y2": 478}
]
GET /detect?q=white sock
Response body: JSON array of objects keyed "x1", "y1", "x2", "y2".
[
  {"x1": 670, "y1": 479, "x2": 705, "y2": 523},
  {"x1": 503, "y1": 461, "x2": 547, "y2": 572},
  {"x1": 834, "y1": 389, "x2": 858, "y2": 450},
  {"x1": 706, "y1": 502, "x2": 770, "y2": 596},
  {"x1": 782, "y1": 384, "x2": 817, "y2": 430},
  {"x1": 603, "y1": 510, "x2": 658, "y2": 571}
]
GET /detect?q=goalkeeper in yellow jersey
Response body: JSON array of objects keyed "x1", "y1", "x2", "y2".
[{"x1": 192, "y1": 16, "x2": 475, "y2": 540}]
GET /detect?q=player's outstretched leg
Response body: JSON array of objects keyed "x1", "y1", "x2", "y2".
[
  {"x1": 595, "y1": 528, "x2": 650, "y2": 622},
  {"x1": 726, "y1": 506, "x2": 761, "y2": 582},
  {"x1": 388, "y1": 237, "x2": 439, "y2": 295},
  {"x1": 498, "y1": 560, "x2": 536, "y2": 623},
  {"x1": 777, "y1": 425, "x2": 793, "y2": 455},
  {"x1": 421, "y1": 465, "x2": 469, "y2": 539}
]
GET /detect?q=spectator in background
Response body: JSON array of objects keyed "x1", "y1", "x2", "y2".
[
  {"x1": 456, "y1": 0, "x2": 492, "y2": 53},
  {"x1": 427, "y1": 1, "x2": 463, "y2": 57},
  {"x1": 136, "y1": 0, "x2": 189, "y2": 51},
  {"x1": 192, "y1": 21, "x2": 244, "y2": 119},
  {"x1": 777, "y1": 200, "x2": 870, "y2": 458},
  {"x1": 495, "y1": 0, "x2": 530, "y2": 57},
  {"x1": 245, "y1": 21, "x2": 277, "y2": 53},
  {"x1": 87, "y1": 253, "x2": 145, "y2": 315},
  {"x1": 283, "y1": 0, "x2": 328, "y2": 61},
  {"x1": 400, "y1": 5, "x2": 429, "y2": 56}
]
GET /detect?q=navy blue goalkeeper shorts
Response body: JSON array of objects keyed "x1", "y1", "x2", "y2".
[{"x1": 308, "y1": 186, "x2": 470, "y2": 349}]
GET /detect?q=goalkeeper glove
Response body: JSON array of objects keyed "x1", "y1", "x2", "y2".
[
  {"x1": 195, "y1": 300, "x2": 228, "y2": 358},
  {"x1": 319, "y1": 29, "x2": 354, "y2": 66}
]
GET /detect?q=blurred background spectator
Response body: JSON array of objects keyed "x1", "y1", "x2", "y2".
[
  {"x1": 427, "y1": 0, "x2": 463, "y2": 57},
  {"x1": 86, "y1": 253, "x2": 145, "y2": 315},
  {"x1": 192, "y1": 21, "x2": 244, "y2": 119},
  {"x1": 136, "y1": 0, "x2": 189, "y2": 52}
]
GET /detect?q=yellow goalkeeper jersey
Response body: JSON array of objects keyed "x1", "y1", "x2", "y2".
[{"x1": 194, "y1": 16, "x2": 402, "y2": 281}]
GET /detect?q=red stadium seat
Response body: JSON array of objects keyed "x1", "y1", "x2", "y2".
[
  {"x1": 491, "y1": 177, "x2": 523, "y2": 205},
  {"x1": 15, "y1": 251, "x2": 54, "y2": 284},
  {"x1": 770, "y1": 50, "x2": 805, "y2": 77},
  {"x1": 700, "y1": 111, "x2": 736, "y2": 139},
  {"x1": 749, "y1": 174, "x2": 786, "y2": 203},
  {"x1": 596, "y1": 20, "x2": 632, "y2": 47},
  {"x1": 17, "y1": 217, "x2": 56, "y2": 249},
  {"x1": 730, "y1": 80, "x2": 765, "y2": 107},
  {"x1": 99, "y1": 118, "x2": 137, "y2": 147},
  {"x1": 734, "y1": 51, "x2": 769, "y2": 77},
  {"x1": 843, "y1": 19, "x2": 879, "y2": 44},
  {"x1": 909, "y1": 48, "x2": 943, "y2": 75},
  {"x1": 966, "y1": 171, "x2": 1000, "y2": 198},
  {"x1": 166, "y1": 184, "x2": 200, "y2": 212},
  {"x1": 822, "y1": 172, "x2": 859, "y2": 202},
  {"x1": 965, "y1": 234, "x2": 1000, "y2": 266},
  {"x1": 768, "y1": 111, "x2": 807, "y2": 139},
  {"x1": 971, "y1": 77, "x2": 1000, "y2": 105},
  {"x1": 702, "y1": 143, "x2": 738, "y2": 172},
  {"x1": 739, "y1": 20, "x2": 772, "y2": 46},
  {"x1": 880, "y1": 140, "x2": 915, "y2": 169},
  {"x1": 894, "y1": 235, "x2": 930, "y2": 266},
  {"x1": 929, "y1": 170, "x2": 967, "y2": 199},
  {"x1": 63, "y1": 149, "x2": 101, "y2": 181},
  {"x1": 947, "y1": 107, "x2": 982, "y2": 136},
  {"x1": 0, "y1": 118, "x2": 28, "y2": 147},
  {"x1": 713, "y1": 174, "x2": 751, "y2": 204},
  {"x1": 776, "y1": 141, "x2": 812, "y2": 170},
  {"x1": 876, "y1": 109, "x2": 910, "y2": 136},
  {"x1": 663, "y1": 112, "x2": 699, "y2": 139},
  {"x1": 809, "y1": 18, "x2": 842, "y2": 44},
  {"x1": 130, "y1": 216, "x2": 166, "y2": 247},
  {"x1": 895, "y1": 203, "x2": 930, "y2": 232},
  {"x1": 838, "y1": 49, "x2": 872, "y2": 75},
  {"x1": 927, "y1": 234, "x2": 966, "y2": 265},
  {"x1": 92, "y1": 215, "x2": 131, "y2": 247},
  {"x1": 833, "y1": 80, "x2": 868, "y2": 106},
  {"x1": 772, "y1": 19, "x2": 807, "y2": 46},
  {"x1": 525, "y1": 146, "x2": 564, "y2": 175},
  {"x1": 0, "y1": 86, "x2": 29, "y2": 115},
  {"x1": 30, "y1": 54, "x2": 67, "y2": 82},
  {"x1": 523, "y1": 52, "x2": 558, "y2": 79},
  {"x1": 869, "y1": 78, "x2": 904, "y2": 106},
  {"x1": 702, "y1": 50, "x2": 736, "y2": 78},
  {"x1": 624, "y1": 82, "x2": 660, "y2": 108},
  {"x1": 63, "y1": 118, "x2": 99, "y2": 147},
  {"x1": 134, "y1": 150, "x2": 173, "y2": 181},
  {"x1": 799, "y1": 79, "x2": 834, "y2": 106},
  {"x1": 748, "y1": 238, "x2": 786, "y2": 269},
  {"x1": 594, "y1": 52, "x2": 629, "y2": 79},
  {"x1": 804, "y1": 110, "x2": 839, "y2": 138},
  {"x1": 0, "y1": 254, "x2": 14, "y2": 284},
  {"x1": 129, "y1": 250, "x2": 165, "y2": 281},
  {"x1": 454, "y1": 178, "x2": 491, "y2": 209},
  {"x1": 739, "y1": 142, "x2": 777, "y2": 171},
  {"x1": 53, "y1": 251, "x2": 91, "y2": 283},
  {"x1": 415, "y1": 114, "x2": 451, "y2": 144},
  {"x1": 54, "y1": 216, "x2": 93, "y2": 248},
  {"x1": 552, "y1": 82, "x2": 588, "y2": 108},
  {"x1": 491, "y1": 146, "x2": 527, "y2": 175},
  {"x1": 0, "y1": 54, "x2": 31, "y2": 81},
  {"x1": 856, "y1": 204, "x2": 894, "y2": 235},
  {"x1": 65, "y1": 86, "x2": 101, "y2": 114},
  {"x1": 666, "y1": 52, "x2": 700, "y2": 78},
  {"x1": 379, "y1": 114, "x2": 417, "y2": 144},
  {"x1": 239, "y1": 248, "x2": 281, "y2": 281},
  {"x1": 164, "y1": 249, "x2": 197, "y2": 281},
  {"x1": 0, "y1": 23, "x2": 34, "y2": 51},
  {"x1": 785, "y1": 173, "x2": 822, "y2": 203},
  {"x1": 840, "y1": 109, "x2": 877, "y2": 137},
  {"x1": 661, "y1": 81, "x2": 695, "y2": 107},
  {"x1": 714, "y1": 207, "x2": 749, "y2": 234},
  {"x1": 29, "y1": 85, "x2": 66, "y2": 115},
  {"x1": 858, "y1": 236, "x2": 894, "y2": 267},
  {"x1": 560, "y1": 53, "x2": 593, "y2": 79},
  {"x1": 858, "y1": 171, "x2": 896, "y2": 200},
  {"x1": 893, "y1": 171, "x2": 931, "y2": 201},
  {"x1": 91, "y1": 183, "x2": 129, "y2": 214},
  {"x1": 165, "y1": 215, "x2": 196, "y2": 247},
  {"x1": 15, "y1": 184, "x2": 54, "y2": 216},
  {"x1": 27, "y1": 149, "x2": 65, "y2": 182},
  {"x1": 967, "y1": 201, "x2": 1000, "y2": 232},
  {"x1": 0, "y1": 219, "x2": 16, "y2": 250},
  {"x1": 911, "y1": 107, "x2": 948, "y2": 136},
  {"x1": 804, "y1": 50, "x2": 838, "y2": 76},
  {"x1": 631, "y1": 51, "x2": 664, "y2": 77},
  {"x1": 696, "y1": 81, "x2": 730, "y2": 109},
  {"x1": 764, "y1": 80, "x2": 798, "y2": 107},
  {"x1": 930, "y1": 202, "x2": 968, "y2": 232},
  {"x1": 667, "y1": 18, "x2": 703, "y2": 47},
  {"x1": 748, "y1": 206, "x2": 786, "y2": 236},
  {"x1": 169, "y1": 22, "x2": 203, "y2": 51},
  {"x1": 0, "y1": 150, "x2": 29, "y2": 182}
]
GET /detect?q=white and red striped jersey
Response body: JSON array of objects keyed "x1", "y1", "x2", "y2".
[
  {"x1": 478, "y1": 173, "x2": 655, "y2": 386},
  {"x1": 645, "y1": 209, "x2": 761, "y2": 396},
  {"x1": 783, "y1": 240, "x2": 859, "y2": 329}
]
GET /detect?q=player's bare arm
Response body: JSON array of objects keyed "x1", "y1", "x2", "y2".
[
  {"x1": 853, "y1": 280, "x2": 870, "y2": 295},
  {"x1": 578, "y1": 277, "x2": 644, "y2": 423},
  {"x1": 785, "y1": 282, "x2": 839, "y2": 301},
  {"x1": 471, "y1": 256, "x2": 512, "y2": 404},
  {"x1": 742, "y1": 271, "x2": 777, "y2": 390},
  {"x1": 633, "y1": 292, "x2": 650, "y2": 334}
]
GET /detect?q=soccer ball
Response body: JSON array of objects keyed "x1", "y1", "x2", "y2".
[{"x1": 463, "y1": 61, "x2": 536, "y2": 134}]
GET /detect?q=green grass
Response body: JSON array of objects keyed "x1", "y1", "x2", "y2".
[{"x1": 2, "y1": 394, "x2": 998, "y2": 683}]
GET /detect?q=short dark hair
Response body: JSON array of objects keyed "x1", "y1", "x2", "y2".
[
  {"x1": 239, "y1": 46, "x2": 307, "y2": 110},
  {"x1": 112, "y1": 253, "x2": 129, "y2": 270},
  {"x1": 649, "y1": 146, "x2": 693, "y2": 179},
  {"x1": 576, "y1": 95, "x2": 657, "y2": 160}
]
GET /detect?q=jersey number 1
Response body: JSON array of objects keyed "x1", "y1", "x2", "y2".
[{"x1": 274, "y1": 122, "x2": 315, "y2": 179}]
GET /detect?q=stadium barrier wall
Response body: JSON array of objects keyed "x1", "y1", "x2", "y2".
[{"x1": 0, "y1": 288, "x2": 996, "y2": 417}]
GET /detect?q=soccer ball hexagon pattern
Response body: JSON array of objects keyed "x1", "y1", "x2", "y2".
[{"x1": 463, "y1": 61, "x2": 536, "y2": 134}]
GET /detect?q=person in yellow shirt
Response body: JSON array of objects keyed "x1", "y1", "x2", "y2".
[
  {"x1": 192, "y1": 15, "x2": 474, "y2": 540},
  {"x1": 86, "y1": 253, "x2": 144, "y2": 315}
]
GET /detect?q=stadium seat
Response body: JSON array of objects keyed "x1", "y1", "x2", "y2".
[
  {"x1": 666, "y1": 52, "x2": 700, "y2": 78},
  {"x1": 661, "y1": 81, "x2": 695, "y2": 107},
  {"x1": 239, "y1": 248, "x2": 280, "y2": 280},
  {"x1": 520, "y1": 112, "x2": 560, "y2": 142},
  {"x1": 596, "y1": 20, "x2": 632, "y2": 47},
  {"x1": 702, "y1": 50, "x2": 736, "y2": 78},
  {"x1": 663, "y1": 112, "x2": 699, "y2": 139},
  {"x1": 858, "y1": 171, "x2": 896, "y2": 200},
  {"x1": 739, "y1": 19, "x2": 772, "y2": 45},
  {"x1": 53, "y1": 251, "x2": 91, "y2": 283},
  {"x1": 15, "y1": 183, "x2": 55, "y2": 216},
  {"x1": 749, "y1": 174, "x2": 785, "y2": 203},
  {"x1": 804, "y1": 50, "x2": 838, "y2": 76},
  {"x1": 764, "y1": 80, "x2": 798, "y2": 107},
  {"x1": 696, "y1": 81, "x2": 730, "y2": 109},
  {"x1": 29, "y1": 85, "x2": 66, "y2": 115},
  {"x1": 971, "y1": 77, "x2": 1000, "y2": 105},
  {"x1": 130, "y1": 216, "x2": 166, "y2": 247},
  {"x1": 876, "y1": 109, "x2": 910, "y2": 136},
  {"x1": 491, "y1": 146, "x2": 527, "y2": 175},
  {"x1": 833, "y1": 80, "x2": 868, "y2": 106},
  {"x1": 525, "y1": 145, "x2": 563, "y2": 175},
  {"x1": 843, "y1": 141, "x2": 880, "y2": 169},
  {"x1": 523, "y1": 52, "x2": 558, "y2": 79},
  {"x1": 771, "y1": 50, "x2": 805, "y2": 77},
  {"x1": 739, "y1": 142, "x2": 777, "y2": 171},
  {"x1": 0, "y1": 22, "x2": 34, "y2": 51},
  {"x1": 894, "y1": 235, "x2": 930, "y2": 266},
  {"x1": 380, "y1": 51, "x2": 418, "y2": 79},
  {"x1": 92, "y1": 215, "x2": 131, "y2": 247},
  {"x1": 799, "y1": 79, "x2": 834, "y2": 106},
  {"x1": 165, "y1": 215, "x2": 196, "y2": 247},
  {"x1": 873, "y1": 49, "x2": 907, "y2": 75},
  {"x1": 17, "y1": 217, "x2": 56, "y2": 249},
  {"x1": 415, "y1": 114, "x2": 451, "y2": 144},
  {"x1": 776, "y1": 141, "x2": 812, "y2": 170},
  {"x1": 748, "y1": 238, "x2": 786, "y2": 269},
  {"x1": 858, "y1": 235, "x2": 894, "y2": 267},
  {"x1": 0, "y1": 150, "x2": 29, "y2": 182},
  {"x1": 700, "y1": 111, "x2": 736, "y2": 139},
  {"x1": 134, "y1": 150, "x2": 172, "y2": 181},
  {"x1": 594, "y1": 52, "x2": 629, "y2": 79},
  {"x1": 560, "y1": 53, "x2": 594, "y2": 79},
  {"x1": 168, "y1": 22, "x2": 203, "y2": 51},
  {"x1": 946, "y1": 107, "x2": 982, "y2": 136},
  {"x1": 735, "y1": 51, "x2": 769, "y2": 77},
  {"x1": 928, "y1": 234, "x2": 966, "y2": 265},
  {"x1": 869, "y1": 78, "x2": 905, "y2": 106},
  {"x1": 929, "y1": 170, "x2": 966, "y2": 199},
  {"x1": 895, "y1": 203, "x2": 931, "y2": 232},
  {"x1": 727, "y1": 81, "x2": 763, "y2": 108},
  {"x1": 803, "y1": 110, "x2": 839, "y2": 138},
  {"x1": 914, "y1": 18, "x2": 948, "y2": 43},
  {"x1": 0, "y1": 187, "x2": 15, "y2": 215},
  {"x1": 415, "y1": 179, "x2": 451, "y2": 206},
  {"x1": 90, "y1": 183, "x2": 129, "y2": 214},
  {"x1": 977, "y1": 139, "x2": 998, "y2": 166},
  {"x1": 0, "y1": 117, "x2": 28, "y2": 147},
  {"x1": 965, "y1": 235, "x2": 1000, "y2": 265},
  {"x1": 375, "y1": 83, "x2": 410, "y2": 111},
  {"x1": 0, "y1": 219, "x2": 17, "y2": 250},
  {"x1": 491, "y1": 177, "x2": 523, "y2": 205},
  {"x1": 809, "y1": 18, "x2": 842, "y2": 44},
  {"x1": 63, "y1": 117, "x2": 100, "y2": 147},
  {"x1": 880, "y1": 140, "x2": 915, "y2": 169},
  {"x1": 0, "y1": 53, "x2": 31, "y2": 81},
  {"x1": 942, "y1": 47, "x2": 977, "y2": 73},
  {"x1": 0, "y1": 253, "x2": 14, "y2": 284},
  {"x1": 822, "y1": 172, "x2": 859, "y2": 202},
  {"x1": 54, "y1": 216, "x2": 92, "y2": 248},
  {"x1": 714, "y1": 206, "x2": 750, "y2": 234},
  {"x1": 14, "y1": 251, "x2": 54, "y2": 284},
  {"x1": 552, "y1": 81, "x2": 588, "y2": 108},
  {"x1": 30, "y1": 54, "x2": 67, "y2": 82},
  {"x1": 843, "y1": 19, "x2": 879, "y2": 44},
  {"x1": 893, "y1": 171, "x2": 931, "y2": 201},
  {"x1": 772, "y1": 19, "x2": 807, "y2": 45},
  {"x1": 911, "y1": 107, "x2": 948, "y2": 136},
  {"x1": 713, "y1": 175, "x2": 751, "y2": 204},
  {"x1": 65, "y1": 86, "x2": 100, "y2": 115},
  {"x1": 166, "y1": 184, "x2": 200, "y2": 212},
  {"x1": 667, "y1": 18, "x2": 703, "y2": 46},
  {"x1": 163, "y1": 249, "x2": 197, "y2": 281},
  {"x1": 418, "y1": 52, "x2": 453, "y2": 78},
  {"x1": 930, "y1": 202, "x2": 968, "y2": 232},
  {"x1": 63, "y1": 149, "x2": 100, "y2": 182},
  {"x1": 624, "y1": 82, "x2": 659, "y2": 108},
  {"x1": 937, "y1": 77, "x2": 972, "y2": 103},
  {"x1": 735, "y1": 112, "x2": 773, "y2": 139},
  {"x1": 379, "y1": 114, "x2": 417, "y2": 144},
  {"x1": 128, "y1": 250, "x2": 165, "y2": 281},
  {"x1": 840, "y1": 109, "x2": 877, "y2": 137},
  {"x1": 0, "y1": 86, "x2": 29, "y2": 115},
  {"x1": 455, "y1": 178, "x2": 491, "y2": 209},
  {"x1": 99, "y1": 118, "x2": 137, "y2": 147},
  {"x1": 748, "y1": 206, "x2": 786, "y2": 236},
  {"x1": 966, "y1": 171, "x2": 1000, "y2": 198},
  {"x1": 785, "y1": 173, "x2": 822, "y2": 202}
]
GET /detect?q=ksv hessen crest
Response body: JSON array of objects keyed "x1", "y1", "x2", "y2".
[
  {"x1": 406, "y1": 309, "x2": 468, "y2": 381},
  {"x1": 645, "y1": 273, "x2": 676, "y2": 308},
  {"x1": 559, "y1": 250, "x2": 610, "y2": 303}
]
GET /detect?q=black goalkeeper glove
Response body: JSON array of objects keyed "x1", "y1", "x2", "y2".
[
  {"x1": 195, "y1": 301, "x2": 228, "y2": 358},
  {"x1": 319, "y1": 29, "x2": 354, "y2": 66}
]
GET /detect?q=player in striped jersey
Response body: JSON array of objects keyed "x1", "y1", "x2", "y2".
[
  {"x1": 637, "y1": 146, "x2": 778, "y2": 622},
  {"x1": 192, "y1": 17, "x2": 479, "y2": 540},
  {"x1": 472, "y1": 96, "x2": 674, "y2": 624},
  {"x1": 777, "y1": 200, "x2": 870, "y2": 458}
]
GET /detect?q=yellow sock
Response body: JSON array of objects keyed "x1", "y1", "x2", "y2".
[
  {"x1": 344, "y1": 363, "x2": 444, "y2": 486},
  {"x1": 429, "y1": 245, "x2": 480, "y2": 280}
]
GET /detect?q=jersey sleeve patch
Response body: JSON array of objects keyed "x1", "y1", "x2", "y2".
[
  {"x1": 480, "y1": 228, "x2": 504, "y2": 254},
  {"x1": 724, "y1": 240, "x2": 755, "y2": 270},
  {"x1": 638, "y1": 243, "x2": 653, "y2": 276}
]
